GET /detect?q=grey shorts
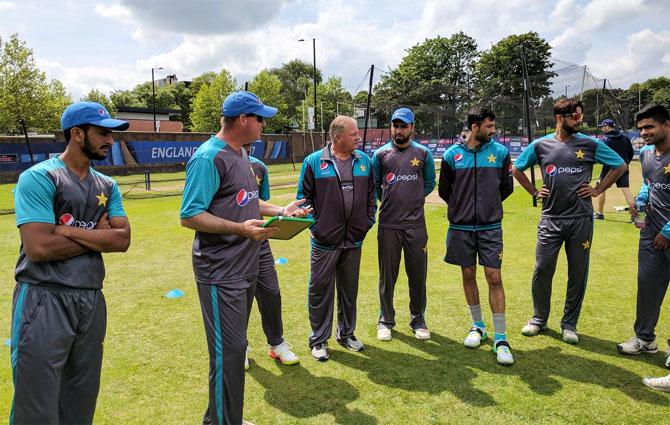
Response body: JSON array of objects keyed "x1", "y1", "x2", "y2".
[{"x1": 444, "y1": 227, "x2": 503, "y2": 269}]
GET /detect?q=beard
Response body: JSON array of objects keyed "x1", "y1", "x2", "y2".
[
  {"x1": 394, "y1": 133, "x2": 411, "y2": 145},
  {"x1": 83, "y1": 134, "x2": 108, "y2": 160},
  {"x1": 475, "y1": 132, "x2": 490, "y2": 144},
  {"x1": 563, "y1": 124, "x2": 580, "y2": 135}
]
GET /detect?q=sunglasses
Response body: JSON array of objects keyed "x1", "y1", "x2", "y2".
[
  {"x1": 243, "y1": 113, "x2": 265, "y2": 123},
  {"x1": 562, "y1": 112, "x2": 584, "y2": 120}
]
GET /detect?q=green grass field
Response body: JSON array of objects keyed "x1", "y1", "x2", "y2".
[{"x1": 1, "y1": 161, "x2": 669, "y2": 424}]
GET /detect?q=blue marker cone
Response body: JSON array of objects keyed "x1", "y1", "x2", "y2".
[
  {"x1": 4, "y1": 339, "x2": 10, "y2": 347},
  {"x1": 275, "y1": 257, "x2": 288, "y2": 265},
  {"x1": 164, "y1": 289, "x2": 185, "y2": 299}
]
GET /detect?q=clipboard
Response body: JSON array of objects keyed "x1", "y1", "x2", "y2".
[{"x1": 262, "y1": 216, "x2": 315, "y2": 240}]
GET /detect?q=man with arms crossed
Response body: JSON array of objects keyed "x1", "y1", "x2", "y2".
[
  {"x1": 372, "y1": 107, "x2": 435, "y2": 341},
  {"x1": 512, "y1": 99, "x2": 626, "y2": 344},
  {"x1": 439, "y1": 108, "x2": 515, "y2": 365},
  {"x1": 180, "y1": 91, "x2": 306, "y2": 425},
  {"x1": 10, "y1": 101, "x2": 131, "y2": 424},
  {"x1": 297, "y1": 115, "x2": 376, "y2": 361}
]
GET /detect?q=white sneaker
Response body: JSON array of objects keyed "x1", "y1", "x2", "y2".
[
  {"x1": 414, "y1": 328, "x2": 431, "y2": 340},
  {"x1": 494, "y1": 340, "x2": 514, "y2": 365},
  {"x1": 464, "y1": 327, "x2": 488, "y2": 348},
  {"x1": 561, "y1": 328, "x2": 579, "y2": 345},
  {"x1": 665, "y1": 343, "x2": 670, "y2": 369},
  {"x1": 245, "y1": 346, "x2": 250, "y2": 370},
  {"x1": 311, "y1": 343, "x2": 329, "y2": 361},
  {"x1": 617, "y1": 336, "x2": 658, "y2": 355},
  {"x1": 643, "y1": 374, "x2": 670, "y2": 392},
  {"x1": 268, "y1": 341, "x2": 299, "y2": 365},
  {"x1": 377, "y1": 327, "x2": 392, "y2": 341},
  {"x1": 521, "y1": 322, "x2": 543, "y2": 337}
]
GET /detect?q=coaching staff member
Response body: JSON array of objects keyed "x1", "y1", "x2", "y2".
[
  {"x1": 181, "y1": 91, "x2": 306, "y2": 425},
  {"x1": 297, "y1": 115, "x2": 376, "y2": 361}
]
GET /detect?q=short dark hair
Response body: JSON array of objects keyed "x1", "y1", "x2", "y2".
[
  {"x1": 223, "y1": 116, "x2": 239, "y2": 129},
  {"x1": 64, "y1": 124, "x2": 90, "y2": 143},
  {"x1": 553, "y1": 98, "x2": 583, "y2": 115},
  {"x1": 636, "y1": 104, "x2": 670, "y2": 124},
  {"x1": 467, "y1": 108, "x2": 496, "y2": 130}
]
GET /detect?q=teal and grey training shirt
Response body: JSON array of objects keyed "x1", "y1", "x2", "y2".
[
  {"x1": 514, "y1": 132, "x2": 624, "y2": 219},
  {"x1": 180, "y1": 136, "x2": 262, "y2": 285},
  {"x1": 638, "y1": 144, "x2": 670, "y2": 238},
  {"x1": 372, "y1": 141, "x2": 435, "y2": 229},
  {"x1": 14, "y1": 156, "x2": 126, "y2": 289}
]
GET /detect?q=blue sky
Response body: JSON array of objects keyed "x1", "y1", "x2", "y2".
[{"x1": 1, "y1": 0, "x2": 668, "y2": 101}]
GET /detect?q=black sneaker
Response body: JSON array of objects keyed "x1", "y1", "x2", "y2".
[
  {"x1": 337, "y1": 336, "x2": 364, "y2": 352},
  {"x1": 594, "y1": 212, "x2": 604, "y2": 220}
]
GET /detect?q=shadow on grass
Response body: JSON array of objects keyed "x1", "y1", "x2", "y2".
[
  {"x1": 329, "y1": 331, "x2": 669, "y2": 407},
  {"x1": 248, "y1": 363, "x2": 377, "y2": 425},
  {"x1": 540, "y1": 328, "x2": 668, "y2": 369}
]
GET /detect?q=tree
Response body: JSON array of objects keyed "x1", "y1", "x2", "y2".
[
  {"x1": 269, "y1": 60, "x2": 322, "y2": 127},
  {"x1": 373, "y1": 32, "x2": 479, "y2": 135},
  {"x1": 307, "y1": 76, "x2": 353, "y2": 131},
  {"x1": 474, "y1": 32, "x2": 555, "y2": 137},
  {"x1": 190, "y1": 69, "x2": 237, "y2": 132},
  {"x1": 248, "y1": 70, "x2": 287, "y2": 133},
  {"x1": 0, "y1": 33, "x2": 72, "y2": 134},
  {"x1": 81, "y1": 89, "x2": 116, "y2": 114},
  {"x1": 475, "y1": 32, "x2": 555, "y2": 100}
]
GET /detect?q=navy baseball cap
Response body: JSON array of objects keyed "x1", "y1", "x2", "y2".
[
  {"x1": 390, "y1": 108, "x2": 414, "y2": 124},
  {"x1": 598, "y1": 118, "x2": 616, "y2": 127},
  {"x1": 61, "y1": 101, "x2": 129, "y2": 131},
  {"x1": 222, "y1": 91, "x2": 278, "y2": 118}
]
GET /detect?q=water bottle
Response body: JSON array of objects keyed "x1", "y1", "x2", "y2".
[{"x1": 635, "y1": 198, "x2": 646, "y2": 229}]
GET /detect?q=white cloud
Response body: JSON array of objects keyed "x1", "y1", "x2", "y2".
[
  {"x1": 550, "y1": 0, "x2": 645, "y2": 63},
  {"x1": 590, "y1": 29, "x2": 670, "y2": 87},
  {"x1": 94, "y1": 3, "x2": 131, "y2": 20},
  {"x1": 0, "y1": 1, "x2": 15, "y2": 9},
  {"x1": 37, "y1": 58, "x2": 146, "y2": 101},
  {"x1": 95, "y1": 0, "x2": 291, "y2": 41}
]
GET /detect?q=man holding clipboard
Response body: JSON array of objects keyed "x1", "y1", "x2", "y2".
[{"x1": 180, "y1": 91, "x2": 308, "y2": 425}]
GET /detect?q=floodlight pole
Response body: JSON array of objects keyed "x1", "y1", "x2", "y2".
[
  {"x1": 362, "y1": 65, "x2": 374, "y2": 152},
  {"x1": 151, "y1": 67, "x2": 163, "y2": 132}
]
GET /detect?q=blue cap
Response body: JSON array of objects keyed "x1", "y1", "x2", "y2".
[
  {"x1": 598, "y1": 118, "x2": 616, "y2": 127},
  {"x1": 222, "y1": 91, "x2": 278, "y2": 118},
  {"x1": 390, "y1": 108, "x2": 414, "y2": 124},
  {"x1": 61, "y1": 101, "x2": 129, "y2": 131}
]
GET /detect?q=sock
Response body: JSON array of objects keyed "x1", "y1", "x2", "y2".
[
  {"x1": 468, "y1": 304, "x2": 484, "y2": 329},
  {"x1": 493, "y1": 313, "x2": 506, "y2": 342}
]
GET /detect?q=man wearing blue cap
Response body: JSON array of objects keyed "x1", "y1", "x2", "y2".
[
  {"x1": 593, "y1": 118, "x2": 635, "y2": 220},
  {"x1": 181, "y1": 91, "x2": 307, "y2": 425},
  {"x1": 10, "y1": 101, "x2": 131, "y2": 424},
  {"x1": 372, "y1": 107, "x2": 435, "y2": 341}
]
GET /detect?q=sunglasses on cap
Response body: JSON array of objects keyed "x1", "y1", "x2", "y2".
[{"x1": 243, "y1": 113, "x2": 265, "y2": 123}]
